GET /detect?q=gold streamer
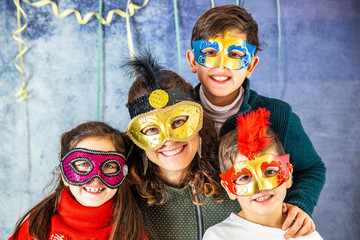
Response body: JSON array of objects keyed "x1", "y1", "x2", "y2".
[
  {"x1": 12, "y1": 0, "x2": 149, "y2": 101},
  {"x1": 22, "y1": 0, "x2": 149, "y2": 25},
  {"x1": 12, "y1": 0, "x2": 29, "y2": 102}
]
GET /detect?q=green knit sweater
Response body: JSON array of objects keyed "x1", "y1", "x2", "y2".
[
  {"x1": 195, "y1": 78, "x2": 326, "y2": 216},
  {"x1": 132, "y1": 184, "x2": 240, "y2": 240}
]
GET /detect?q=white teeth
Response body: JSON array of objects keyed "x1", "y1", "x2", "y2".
[
  {"x1": 255, "y1": 195, "x2": 271, "y2": 201},
  {"x1": 212, "y1": 76, "x2": 229, "y2": 81},
  {"x1": 162, "y1": 146, "x2": 183, "y2": 156},
  {"x1": 85, "y1": 187, "x2": 104, "y2": 193}
]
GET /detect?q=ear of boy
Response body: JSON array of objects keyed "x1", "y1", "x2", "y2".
[
  {"x1": 285, "y1": 168, "x2": 293, "y2": 189},
  {"x1": 186, "y1": 49, "x2": 260, "y2": 78},
  {"x1": 220, "y1": 180, "x2": 237, "y2": 200},
  {"x1": 186, "y1": 50, "x2": 198, "y2": 73},
  {"x1": 245, "y1": 56, "x2": 259, "y2": 78}
]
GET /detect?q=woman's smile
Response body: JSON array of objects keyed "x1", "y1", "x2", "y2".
[{"x1": 159, "y1": 144, "x2": 186, "y2": 157}]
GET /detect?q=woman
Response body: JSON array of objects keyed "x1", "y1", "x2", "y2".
[{"x1": 124, "y1": 51, "x2": 240, "y2": 240}]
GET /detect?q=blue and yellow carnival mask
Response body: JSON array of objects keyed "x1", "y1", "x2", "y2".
[{"x1": 192, "y1": 31, "x2": 257, "y2": 70}]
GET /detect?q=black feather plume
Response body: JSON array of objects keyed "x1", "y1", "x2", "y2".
[{"x1": 123, "y1": 48, "x2": 163, "y2": 90}]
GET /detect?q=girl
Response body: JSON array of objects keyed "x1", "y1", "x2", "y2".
[
  {"x1": 124, "y1": 51, "x2": 240, "y2": 240},
  {"x1": 10, "y1": 121, "x2": 147, "y2": 240}
]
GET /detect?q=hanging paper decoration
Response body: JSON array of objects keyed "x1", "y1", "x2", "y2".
[
  {"x1": 12, "y1": 0, "x2": 29, "y2": 102},
  {"x1": 21, "y1": 0, "x2": 149, "y2": 25},
  {"x1": 12, "y1": 0, "x2": 149, "y2": 102}
]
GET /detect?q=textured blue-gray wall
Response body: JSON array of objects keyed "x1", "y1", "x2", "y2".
[{"x1": 1, "y1": 0, "x2": 359, "y2": 239}]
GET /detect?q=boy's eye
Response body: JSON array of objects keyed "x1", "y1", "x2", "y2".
[
  {"x1": 201, "y1": 47, "x2": 218, "y2": 57},
  {"x1": 263, "y1": 167, "x2": 281, "y2": 177},
  {"x1": 141, "y1": 126, "x2": 160, "y2": 135},
  {"x1": 234, "y1": 174, "x2": 252, "y2": 185},
  {"x1": 171, "y1": 116, "x2": 189, "y2": 129},
  {"x1": 102, "y1": 162, "x2": 119, "y2": 174},
  {"x1": 74, "y1": 160, "x2": 91, "y2": 172},
  {"x1": 228, "y1": 50, "x2": 246, "y2": 59}
]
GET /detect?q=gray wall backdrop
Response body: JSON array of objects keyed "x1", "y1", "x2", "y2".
[{"x1": 1, "y1": 0, "x2": 359, "y2": 239}]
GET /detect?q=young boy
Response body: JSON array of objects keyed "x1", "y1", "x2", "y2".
[
  {"x1": 186, "y1": 5, "x2": 325, "y2": 238},
  {"x1": 202, "y1": 108, "x2": 323, "y2": 240}
]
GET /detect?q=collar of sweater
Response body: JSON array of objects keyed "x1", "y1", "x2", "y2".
[
  {"x1": 199, "y1": 85, "x2": 244, "y2": 133},
  {"x1": 56, "y1": 188, "x2": 114, "y2": 230}
]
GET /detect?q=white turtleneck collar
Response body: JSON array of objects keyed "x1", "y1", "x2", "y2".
[{"x1": 199, "y1": 85, "x2": 244, "y2": 134}]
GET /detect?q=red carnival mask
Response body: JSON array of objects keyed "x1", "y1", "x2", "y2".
[{"x1": 220, "y1": 154, "x2": 292, "y2": 196}]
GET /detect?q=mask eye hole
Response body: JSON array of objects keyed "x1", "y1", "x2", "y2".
[
  {"x1": 171, "y1": 116, "x2": 189, "y2": 129},
  {"x1": 70, "y1": 158, "x2": 93, "y2": 175},
  {"x1": 201, "y1": 47, "x2": 218, "y2": 57},
  {"x1": 234, "y1": 174, "x2": 252, "y2": 185},
  {"x1": 228, "y1": 49, "x2": 246, "y2": 59},
  {"x1": 263, "y1": 166, "x2": 281, "y2": 177},
  {"x1": 141, "y1": 126, "x2": 160, "y2": 136},
  {"x1": 102, "y1": 160, "x2": 121, "y2": 175}
]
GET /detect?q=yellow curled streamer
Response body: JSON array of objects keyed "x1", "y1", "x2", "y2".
[
  {"x1": 22, "y1": 0, "x2": 149, "y2": 25},
  {"x1": 12, "y1": 0, "x2": 149, "y2": 101},
  {"x1": 12, "y1": 0, "x2": 29, "y2": 102}
]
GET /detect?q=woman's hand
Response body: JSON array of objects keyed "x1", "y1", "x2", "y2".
[{"x1": 282, "y1": 203, "x2": 316, "y2": 239}]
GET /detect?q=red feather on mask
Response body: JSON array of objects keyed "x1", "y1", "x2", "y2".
[{"x1": 236, "y1": 108, "x2": 273, "y2": 160}]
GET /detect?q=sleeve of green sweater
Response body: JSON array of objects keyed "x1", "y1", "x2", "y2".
[{"x1": 283, "y1": 113, "x2": 326, "y2": 216}]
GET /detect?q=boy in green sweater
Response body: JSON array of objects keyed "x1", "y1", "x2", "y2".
[{"x1": 186, "y1": 5, "x2": 326, "y2": 239}]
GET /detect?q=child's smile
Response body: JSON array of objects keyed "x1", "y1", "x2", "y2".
[
  {"x1": 210, "y1": 73, "x2": 232, "y2": 82},
  {"x1": 83, "y1": 186, "x2": 106, "y2": 193},
  {"x1": 252, "y1": 194, "x2": 274, "y2": 204}
]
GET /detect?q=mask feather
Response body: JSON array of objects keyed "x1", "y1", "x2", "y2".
[
  {"x1": 236, "y1": 108, "x2": 272, "y2": 160},
  {"x1": 122, "y1": 48, "x2": 163, "y2": 90}
]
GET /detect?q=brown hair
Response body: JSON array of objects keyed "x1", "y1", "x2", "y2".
[
  {"x1": 191, "y1": 4, "x2": 261, "y2": 54},
  {"x1": 12, "y1": 121, "x2": 147, "y2": 240},
  {"x1": 127, "y1": 70, "x2": 222, "y2": 206},
  {"x1": 219, "y1": 127, "x2": 285, "y2": 173}
]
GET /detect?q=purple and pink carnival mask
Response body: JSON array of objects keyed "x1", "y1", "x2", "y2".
[{"x1": 60, "y1": 148, "x2": 128, "y2": 189}]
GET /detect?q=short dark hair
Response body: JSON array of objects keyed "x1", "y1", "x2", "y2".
[{"x1": 191, "y1": 5, "x2": 261, "y2": 54}]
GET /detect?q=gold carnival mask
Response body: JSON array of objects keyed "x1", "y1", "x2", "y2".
[
  {"x1": 126, "y1": 51, "x2": 203, "y2": 152},
  {"x1": 192, "y1": 31, "x2": 257, "y2": 70},
  {"x1": 126, "y1": 101, "x2": 203, "y2": 151},
  {"x1": 220, "y1": 154, "x2": 293, "y2": 196}
]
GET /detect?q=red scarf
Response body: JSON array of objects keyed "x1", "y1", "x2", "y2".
[
  {"x1": 9, "y1": 188, "x2": 115, "y2": 240},
  {"x1": 49, "y1": 188, "x2": 114, "y2": 239}
]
